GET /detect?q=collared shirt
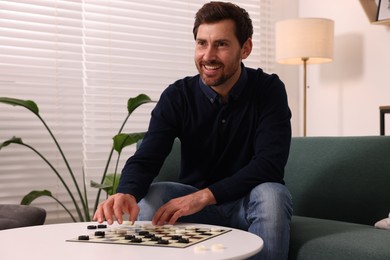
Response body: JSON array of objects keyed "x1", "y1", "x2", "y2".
[{"x1": 117, "y1": 64, "x2": 292, "y2": 204}]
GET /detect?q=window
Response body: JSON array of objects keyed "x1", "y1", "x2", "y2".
[{"x1": 0, "y1": 0, "x2": 275, "y2": 223}]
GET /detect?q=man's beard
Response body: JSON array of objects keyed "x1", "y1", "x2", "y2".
[
  {"x1": 197, "y1": 61, "x2": 230, "y2": 87},
  {"x1": 202, "y1": 74, "x2": 228, "y2": 87}
]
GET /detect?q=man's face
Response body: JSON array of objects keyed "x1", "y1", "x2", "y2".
[{"x1": 194, "y1": 19, "x2": 251, "y2": 89}]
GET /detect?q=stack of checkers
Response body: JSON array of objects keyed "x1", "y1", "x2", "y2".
[{"x1": 67, "y1": 223, "x2": 231, "y2": 248}]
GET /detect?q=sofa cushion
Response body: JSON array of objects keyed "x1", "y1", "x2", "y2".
[{"x1": 290, "y1": 216, "x2": 390, "y2": 260}]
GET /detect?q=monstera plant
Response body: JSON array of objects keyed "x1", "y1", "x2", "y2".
[{"x1": 0, "y1": 94, "x2": 154, "y2": 222}]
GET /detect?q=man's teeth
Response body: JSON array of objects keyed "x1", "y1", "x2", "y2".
[{"x1": 205, "y1": 65, "x2": 220, "y2": 70}]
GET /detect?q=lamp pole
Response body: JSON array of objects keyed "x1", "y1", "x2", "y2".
[{"x1": 302, "y1": 57, "x2": 308, "y2": 137}]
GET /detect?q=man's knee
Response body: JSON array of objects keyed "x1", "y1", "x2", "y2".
[{"x1": 249, "y1": 182, "x2": 292, "y2": 216}]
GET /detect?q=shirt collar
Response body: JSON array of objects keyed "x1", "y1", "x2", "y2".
[{"x1": 199, "y1": 63, "x2": 248, "y2": 104}]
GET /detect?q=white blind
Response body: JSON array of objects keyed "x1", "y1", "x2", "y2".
[
  {"x1": 0, "y1": 0, "x2": 84, "y2": 223},
  {"x1": 0, "y1": 0, "x2": 275, "y2": 224}
]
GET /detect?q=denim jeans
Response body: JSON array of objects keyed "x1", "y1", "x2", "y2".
[{"x1": 138, "y1": 182, "x2": 292, "y2": 260}]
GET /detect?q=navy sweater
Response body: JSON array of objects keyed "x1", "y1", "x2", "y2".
[{"x1": 117, "y1": 65, "x2": 292, "y2": 204}]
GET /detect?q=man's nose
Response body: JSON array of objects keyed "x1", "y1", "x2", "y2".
[{"x1": 203, "y1": 46, "x2": 217, "y2": 60}]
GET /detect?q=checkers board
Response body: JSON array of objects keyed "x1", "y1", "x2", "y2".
[{"x1": 67, "y1": 222, "x2": 231, "y2": 248}]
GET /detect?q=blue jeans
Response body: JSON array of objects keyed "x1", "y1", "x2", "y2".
[{"x1": 138, "y1": 182, "x2": 292, "y2": 260}]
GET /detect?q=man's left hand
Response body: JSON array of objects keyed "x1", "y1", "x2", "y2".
[{"x1": 152, "y1": 188, "x2": 216, "y2": 226}]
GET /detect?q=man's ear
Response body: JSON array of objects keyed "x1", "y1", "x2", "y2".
[{"x1": 241, "y1": 38, "x2": 253, "y2": 59}]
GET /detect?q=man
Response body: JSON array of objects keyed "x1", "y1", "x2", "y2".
[{"x1": 94, "y1": 2, "x2": 292, "y2": 259}]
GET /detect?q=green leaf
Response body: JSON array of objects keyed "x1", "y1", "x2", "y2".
[
  {"x1": 90, "y1": 180, "x2": 112, "y2": 190},
  {"x1": 90, "y1": 173, "x2": 121, "y2": 195},
  {"x1": 104, "y1": 173, "x2": 121, "y2": 195},
  {"x1": 113, "y1": 132, "x2": 145, "y2": 153},
  {"x1": 0, "y1": 97, "x2": 39, "y2": 114},
  {"x1": 0, "y1": 136, "x2": 23, "y2": 150},
  {"x1": 21, "y1": 190, "x2": 52, "y2": 205},
  {"x1": 127, "y1": 94, "x2": 152, "y2": 115}
]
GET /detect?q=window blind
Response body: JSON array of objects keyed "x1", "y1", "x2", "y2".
[
  {"x1": 0, "y1": 0, "x2": 84, "y2": 223},
  {"x1": 0, "y1": 0, "x2": 275, "y2": 223}
]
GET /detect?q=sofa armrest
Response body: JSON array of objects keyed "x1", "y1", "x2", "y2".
[{"x1": 0, "y1": 204, "x2": 46, "y2": 230}]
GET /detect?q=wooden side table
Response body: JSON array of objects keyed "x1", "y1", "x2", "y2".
[{"x1": 380, "y1": 106, "x2": 390, "y2": 135}]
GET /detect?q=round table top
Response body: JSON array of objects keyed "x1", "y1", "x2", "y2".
[{"x1": 0, "y1": 221, "x2": 263, "y2": 260}]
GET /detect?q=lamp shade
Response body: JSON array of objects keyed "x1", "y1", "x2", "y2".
[{"x1": 275, "y1": 18, "x2": 334, "y2": 65}]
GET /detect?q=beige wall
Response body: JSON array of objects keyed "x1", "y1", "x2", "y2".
[
  {"x1": 274, "y1": 0, "x2": 390, "y2": 136},
  {"x1": 273, "y1": 0, "x2": 300, "y2": 136}
]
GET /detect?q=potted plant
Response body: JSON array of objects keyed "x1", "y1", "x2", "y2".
[{"x1": 0, "y1": 94, "x2": 154, "y2": 222}]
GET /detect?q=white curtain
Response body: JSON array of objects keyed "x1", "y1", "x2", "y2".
[{"x1": 0, "y1": 0, "x2": 275, "y2": 223}]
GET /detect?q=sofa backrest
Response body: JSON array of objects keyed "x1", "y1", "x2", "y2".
[
  {"x1": 284, "y1": 136, "x2": 390, "y2": 226},
  {"x1": 137, "y1": 139, "x2": 180, "y2": 183}
]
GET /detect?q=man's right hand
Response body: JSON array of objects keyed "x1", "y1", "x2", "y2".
[{"x1": 93, "y1": 193, "x2": 139, "y2": 225}]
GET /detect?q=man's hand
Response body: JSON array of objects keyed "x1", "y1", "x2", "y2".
[
  {"x1": 93, "y1": 193, "x2": 139, "y2": 225},
  {"x1": 152, "y1": 188, "x2": 216, "y2": 226}
]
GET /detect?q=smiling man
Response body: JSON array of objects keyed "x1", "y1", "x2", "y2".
[{"x1": 94, "y1": 2, "x2": 292, "y2": 259}]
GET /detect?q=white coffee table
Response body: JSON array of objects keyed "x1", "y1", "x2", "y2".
[{"x1": 0, "y1": 221, "x2": 263, "y2": 260}]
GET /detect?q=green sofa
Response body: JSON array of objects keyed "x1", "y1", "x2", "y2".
[{"x1": 145, "y1": 136, "x2": 390, "y2": 259}]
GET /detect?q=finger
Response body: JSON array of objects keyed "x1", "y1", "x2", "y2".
[
  {"x1": 114, "y1": 208, "x2": 123, "y2": 224},
  {"x1": 93, "y1": 204, "x2": 103, "y2": 223},
  {"x1": 152, "y1": 205, "x2": 165, "y2": 225},
  {"x1": 102, "y1": 200, "x2": 115, "y2": 225},
  {"x1": 113, "y1": 199, "x2": 126, "y2": 224},
  {"x1": 128, "y1": 205, "x2": 140, "y2": 224},
  {"x1": 168, "y1": 210, "x2": 182, "y2": 225},
  {"x1": 154, "y1": 207, "x2": 175, "y2": 226}
]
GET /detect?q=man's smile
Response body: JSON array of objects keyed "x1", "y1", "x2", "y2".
[{"x1": 204, "y1": 64, "x2": 222, "y2": 70}]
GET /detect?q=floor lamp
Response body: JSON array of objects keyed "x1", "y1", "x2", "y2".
[{"x1": 275, "y1": 18, "x2": 334, "y2": 136}]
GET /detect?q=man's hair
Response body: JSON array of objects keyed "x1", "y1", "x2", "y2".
[{"x1": 193, "y1": 1, "x2": 253, "y2": 47}]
